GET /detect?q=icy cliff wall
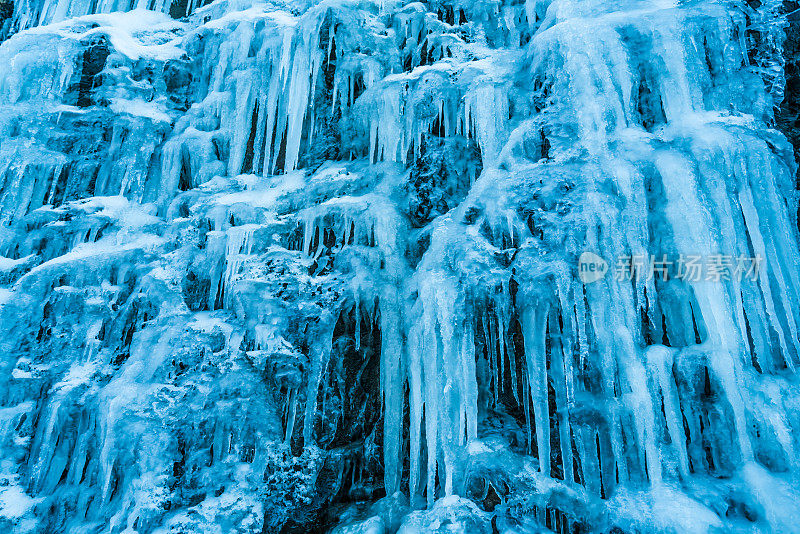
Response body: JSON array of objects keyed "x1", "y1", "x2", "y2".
[{"x1": 0, "y1": 0, "x2": 799, "y2": 532}]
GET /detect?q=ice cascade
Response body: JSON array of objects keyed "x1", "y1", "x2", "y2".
[{"x1": 0, "y1": 0, "x2": 799, "y2": 531}]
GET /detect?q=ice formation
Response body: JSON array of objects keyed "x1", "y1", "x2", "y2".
[{"x1": 0, "y1": 0, "x2": 799, "y2": 531}]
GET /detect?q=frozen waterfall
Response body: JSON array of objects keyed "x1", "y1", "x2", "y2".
[{"x1": 0, "y1": 0, "x2": 799, "y2": 531}]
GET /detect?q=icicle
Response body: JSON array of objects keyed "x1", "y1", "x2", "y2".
[
  {"x1": 546, "y1": 302, "x2": 575, "y2": 484},
  {"x1": 460, "y1": 322, "x2": 478, "y2": 443},
  {"x1": 646, "y1": 345, "x2": 689, "y2": 480},
  {"x1": 557, "y1": 281, "x2": 575, "y2": 407},
  {"x1": 222, "y1": 224, "x2": 256, "y2": 305},
  {"x1": 483, "y1": 310, "x2": 497, "y2": 405},
  {"x1": 574, "y1": 282, "x2": 589, "y2": 372},
  {"x1": 381, "y1": 289, "x2": 404, "y2": 496},
  {"x1": 354, "y1": 301, "x2": 361, "y2": 351},
  {"x1": 407, "y1": 319, "x2": 424, "y2": 501},
  {"x1": 302, "y1": 335, "x2": 333, "y2": 446},
  {"x1": 522, "y1": 302, "x2": 550, "y2": 475},
  {"x1": 493, "y1": 309, "x2": 504, "y2": 396},
  {"x1": 285, "y1": 389, "x2": 298, "y2": 444},
  {"x1": 283, "y1": 39, "x2": 317, "y2": 173}
]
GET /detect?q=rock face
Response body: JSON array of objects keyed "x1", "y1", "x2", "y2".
[{"x1": 0, "y1": 0, "x2": 799, "y2": 532}]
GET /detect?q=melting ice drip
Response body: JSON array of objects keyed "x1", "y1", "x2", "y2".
[{"x1": 0, "y1": 0, "x2": 798, "y2": 531}]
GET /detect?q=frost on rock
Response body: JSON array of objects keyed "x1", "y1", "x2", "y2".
[{"x1": 0, "y1": 0, "x2": 800, "y2": 532}]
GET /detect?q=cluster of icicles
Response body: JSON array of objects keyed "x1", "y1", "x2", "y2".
[
  {"x1": 0, "y1": 0, "x2": 799, "y2": 525},
  {"x1": 246, "y1": 0, "x2": 800, "y2": 514}
]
